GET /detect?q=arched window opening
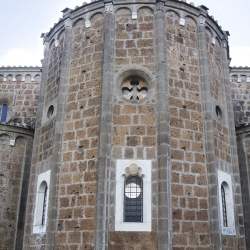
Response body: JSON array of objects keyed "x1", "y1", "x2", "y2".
[
  {"x1": 35, "y1": 181, "x2": 48, "y2": 226},
  {"x1": 1, "y1": 104, "x2": 8, "y2": 122},
  {"x1": 221, "y1": 184, "x2": 227, "y2": 227},
  {"x1": 124, "y1": 175, "x2": 143, "y2": 223},
  {"x1": 41, "y1": 185, "x2": 48, "y2": 225}
]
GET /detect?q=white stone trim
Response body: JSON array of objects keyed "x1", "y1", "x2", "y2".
[
  {"x1": 218, "y1": 170, "x2": 236, "y2": 235},
  {"x1": 132, "y1": 12, "x2": 137, "y2": 20},
  {"x1": 179, "y1": 18, "x2": 185, "y2": 26},
  {"x1": 85, "y1": 20, "x2": 91, "y2": 28},
  {"x1": 33, "y1": 170, "x2": 51, "y2": 234},
  {"x1": 211, "y1": 37, "x2": 216, "y2": 45},
  {"x1": 115, "y1": 160, "x2": 151, "y2": 232}
]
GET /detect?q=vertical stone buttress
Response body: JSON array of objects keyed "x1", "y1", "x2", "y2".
[
  {"x1": 46, "y1": 19, "x2": 73, "y2": 247},
  {"x1": 23, "y1": 43, "x2": 50, "y2": 248},
  {"x1": 95, "y1": 2, "x2": 115, "y2": 249},
  {"x1": 221, "y1": 36, "x2": 246, "y2": 249},
  {"x1": 15, "y1": 135, "x2": 33, "y2": 250},
  {"x1": 155, "y1": 1, "x2": 171, "y2": 249},
  {"x1": 197, "y1": 9, "x2": 221, "y2": 249},
  {"x1": 237, "y1": 129, "x2": 250, "y2": 249}
]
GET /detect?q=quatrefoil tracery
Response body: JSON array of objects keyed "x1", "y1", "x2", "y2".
[{"x1": 121, "y1": 79, "x2": 148, "y2": 101}]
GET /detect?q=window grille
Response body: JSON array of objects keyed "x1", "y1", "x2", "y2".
[
  {"x1": 221, "y1": 184, "x2": 228, "y2": 227},
  {"x1": 124, "y1": 175, "x2": 143, "y2": 222},
  {"x1": 1, "y1": 104, "x2": 8, "y2": 122},
  {"x1": 42, "y1": 185, "x2": 48, "y2": 226}
]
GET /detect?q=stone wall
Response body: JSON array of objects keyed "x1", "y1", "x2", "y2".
[
  {"x1": 166, "y1": 11, "x2": 211, "y2": 248},
  {"x1": 0, "y1": 67, "x2": 41, "y2": 128},
  {"x1": 20, "y1": 0, "x2": 247, "y2": 249},
  {"x1": 230, "y1": 68, "x2": 250, "y2": 127},
  {"x1": 0, "y1": 125, "x2": 33, "y2": 250},
  {"x1": 55, "y1": 13, "x2": 104, "y2": 249}
]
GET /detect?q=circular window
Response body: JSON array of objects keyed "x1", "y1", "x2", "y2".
[
  {"x1": 47, "y1": 105, "x2": 54, "y2": 118},
  {"x1": 121, "y1": 79, "x2": 148, "y2": 101},
  {"x1": 215, "y1": 105, "x2": 222, "y2": 119},
  {"x1": 125, "y1": 183, "x2": 141, "y2": 198}
]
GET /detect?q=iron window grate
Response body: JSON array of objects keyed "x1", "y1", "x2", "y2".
[{"x1": 124, "y1": 175, "x2": 143, "y2": 223}]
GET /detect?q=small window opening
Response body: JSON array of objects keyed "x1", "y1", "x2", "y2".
[
  {"x1": 1, "y1": 104, "x2": 8, "y2": 122},
  {"x1": 215, "y1": 105, "x2": 222, "y2": 119},
  {"x1": 47, "y1": 105, "x2": 54, "y2": 118},
  {"x1": 124, "y1": 175, "x2": 143, "y2": 222},
  {"x1": 42, "y1": 185, "x2": 48, "y2": 225},
  {"x1": 121, "y1": 78, "x2": 148, "y2": 101},
  {"x1": 221, "y1": 184, "x2": 227, "y2": 227}
]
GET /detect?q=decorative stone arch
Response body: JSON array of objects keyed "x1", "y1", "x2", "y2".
[
  {"x1": 73, "y1": 18, "x2": 85, "y2": 28},
  {"x1": 49, "y1": 39, "x2": 55, "y2": 49},
  {"x1": 34, "y1": 74, "x2": 41, "y2": 83},
  {"x1": 6, "y1": 74, "x2": 13, "y2": 83},
  {"x1": 90, "y1": 12, "x2": 104, "y2": 21},
  {"x1": 138, "y1": 6, "x2": 154, "y2": 15},
  {"x1": 165, "y1": 9, "x2": 180, "y2": 19},
  {"x1": 185, "y1": 15, "x2": 198, "y2": 26},
  {"x1": 115, "y1": 7, "x2": 132, "y2": 15},
  {"x1": 25, "y1": 74, "x2": 31, "y2": 83},
  {"x1": 89, "y1": 12, "x2": 104, "y2": 28},
  {"x1": 205, "y1": 26, "x2": 213, "y2": 38},
  {"x1": 0, "y1": 133, "x2": 11, "y2": 140}
]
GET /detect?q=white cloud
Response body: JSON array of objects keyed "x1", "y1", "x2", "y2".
[
  {"x1": 0, "y1": 47, "x2": 43, "y2": 67},
  {"x1": 230, "y1": 46, "x2": 250, "y2": 67}
]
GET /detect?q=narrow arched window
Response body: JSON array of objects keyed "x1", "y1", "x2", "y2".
[
  {"x1": 35, "y1": 181, "x2": 48, "y2": 226},
  {"x1": 41, "y1": 185, "x2": 48, "y2": 225},
  {"x1": 124, "y1": 175, "x2": 143, "y2": 222},
  {"x1": 1, "y1": 104, "x2": 8, "y2": 122},
  {"x1": 221, "y1": 184, "x2": 227, "y2": 227}
]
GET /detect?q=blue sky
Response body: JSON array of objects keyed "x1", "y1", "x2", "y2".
[{"x1": 0, "y1": 0, "x2": 249, "y2": 67}]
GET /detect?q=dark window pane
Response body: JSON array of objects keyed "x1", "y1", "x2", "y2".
[
  {"x1": 124, "y1": 175, "x2": 143, "y2": 222},
  {"x1": 1, "y1": 104, "x2": 8, "y2": 122}
]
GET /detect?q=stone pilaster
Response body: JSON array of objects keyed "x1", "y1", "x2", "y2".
[
  {"x1": 45, "y1": 18, "x2": 73, "y2": 248},
  {"x1": 94, "y1": 2, "x2": 115, "y2": 249},
  {"x1": 23, "y1": 41, "x2": 50, "y2": 248},
  {"x1": 221, "y1": 37, "x2": 246, "y2": 249},
  {"x1": 155, "y1": 1, "x2": 171, "y2": 249},
  {"x1": 197, "y1": 9, "x2": 221, "y2": 249}
]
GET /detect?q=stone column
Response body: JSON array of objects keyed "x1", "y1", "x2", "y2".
[
  {"x1": 45, "y1": 18, "x2": 73, "y2": 248},
  {"x1": 221, "y1": 36, "x2": 246, "y2": 249},
  {"x1": 155, "y1": 1, "x2": 171, "y2": 249},
  {"x1": 94, "y1": 2, "x2": 115, "y2": 249},
  {"x1": 197, "y1": 8, "x2": 221, "y2": 249}
]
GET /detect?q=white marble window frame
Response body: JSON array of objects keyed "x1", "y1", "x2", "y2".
[
  {"x1": 218, "y1": 170, "x2": 236, "y2": 235},
  {"x1": 115, "y1": 160, "x2": 151, "y2": 232},
  {"x1": 33, "y1": 170, "x2": 51, "y2": 234}
]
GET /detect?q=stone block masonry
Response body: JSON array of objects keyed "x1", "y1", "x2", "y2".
[{"x1": 0, "y1": 0, "x2": 249, "y2": 249}]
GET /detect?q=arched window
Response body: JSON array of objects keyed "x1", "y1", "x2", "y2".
[
  {"x1": 124, "y1": 175, "x2": 143, "y2": 222},
  {"x1": 33, "y1": 170, "x2": 51, "y2": 234},
  {"x1": 35, "y1": 181, "x2": 48, "y2": 226},
  {"x1": 1, "y1": 104, "x2": 8, "y2": 122},
  {"x1": 115, "y1": 160, "x2": 151, "y2": 231},
  {"x1": 218, "y1": 171, "x2": 235, "y2": 235},
  {"x1": 221, "y1": 183, "x2": 227, "y2": 227},
  {"x1": 42, "y1": 185, "x2": 48, "y2": 225}
]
